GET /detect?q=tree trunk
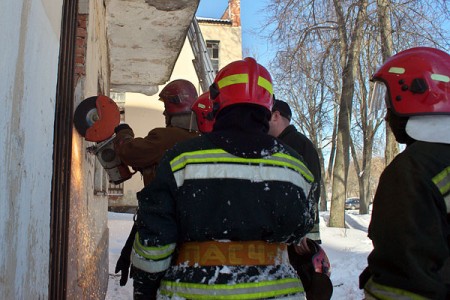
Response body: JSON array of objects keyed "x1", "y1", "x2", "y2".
[
  {"x1": 329, "y1": 0, "x2": 367, "y2": 228},
  {"x1": 377, "y1": 0, "x2": 398, "y2": 164}
]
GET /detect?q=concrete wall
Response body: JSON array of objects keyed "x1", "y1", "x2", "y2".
[
  {"x1": 68, "y1": 0, "x2": 110, "y2": 297},
  {"x1": 0, "y1": 0, "x2": 63, "y2": 298}
]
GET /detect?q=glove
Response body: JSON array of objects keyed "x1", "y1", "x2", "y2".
[
  {"x1": 114, "y1": 224, "x2": 137, "y2": 286},
  {"x1": 288, "y1": 238, "x2": 333, "y2": 300},
  {"x1": 114, "y1": 123, "x2": 132, "y2": 134},
  {"x1": 115, "y1": 253, "x2": 131, "y2": 286}
]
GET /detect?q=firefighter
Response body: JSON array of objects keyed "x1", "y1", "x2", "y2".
[
  {"x1": 359, "y1": 47, "x2": 450, "y2": 299},
  {"x1": 268, "y1": 99, "x2": 332, "y2": 299},
  {"x1": 131, "y1": 57, "x2": 316, "y2": 299},
  {"x1": 191, "y1": 91, "x2": 215, "y2": 133},
  {"x1": 112, "y1": 79, "x2": 200, "y2": 296},
  {"x1": 113, "y1": 79, "x2": 200, "y2": 186}
]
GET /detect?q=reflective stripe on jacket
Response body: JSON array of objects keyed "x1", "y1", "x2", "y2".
[
  {"x1": 364, "y1": 141, "x2": 450, "y2": 299},
  {"x1": 133, "y1": 133, "x2": 315, "y2": 299},
  {"x1": 159, "y1": 276, "x2": 304, "y2": 299},
  {"x1": 364, "y1": 278, "x2": 429, "y2": 300}
]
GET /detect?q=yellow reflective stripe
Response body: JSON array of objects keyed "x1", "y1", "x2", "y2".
[
  {"x1": 273, "y1": 152, "x2": 314, "y2": 181},
  {"x1": 432, "y1": 166, "x2": 450, "y2": 194},
  {"x1": 218, "y1": 74, "x2": 249, "y2": 89},
  {"x1": 258, "y1": 76, "x2": 273, "y2": 95},
  {"x1": 160, "y1": 277, "x2": 303, "y2": 299},
  {"x1": 216, "y1": 73, "x2": 273, "y2": 95},
  {"x1": 133, "y1": 232, "x2": 176, "y2": 260},
  {"x1": 431, "y1": 74, "x2": 450, "y2": 83},
  {"x1": 131, "y1": 249, "x2": 172, "y2": 273},
  {"x1": 173, "y1": 164, "x2": 312, "y2": 194},
  {"x1": 364, "y1": 278, "x2": 428, "y2": 300},
  {"x1": 170, "y1": 149, "x2": 313, "y2": 183},
  {"x1": 433, "y1": 166, "x2": 450, "y2": 213},
  {"x1": 388, "y1": 67, "x2": 405, "y2": 74}
]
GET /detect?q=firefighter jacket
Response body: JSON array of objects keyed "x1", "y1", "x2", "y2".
[
  {"x1": 114, "y1": 125, "x2": 199, "y2": 185},
  {"x1": 278, "y1": 124, "x2": 322, "y2": 243},
  {"x1": 131, "y1": 105, "x2": 316, "y2": 299},
  {"x1": 361, "y1": 141, "x2": 450, "y2": 299}
]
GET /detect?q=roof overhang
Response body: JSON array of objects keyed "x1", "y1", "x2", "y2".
[{"x1": 105, "y1": 0, "x2": 200, "y2": 95}]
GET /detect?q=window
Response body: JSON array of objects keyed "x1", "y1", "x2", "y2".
[{"x1": 206, "y1": 40, "x2": 220, "y2": 74}]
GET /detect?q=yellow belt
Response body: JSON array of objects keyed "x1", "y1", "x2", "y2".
[{"x1": 176, "y1": 240, "x2": 288, "y2": 266}]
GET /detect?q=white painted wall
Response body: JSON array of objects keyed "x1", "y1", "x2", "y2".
[{"x1": 0, "y1": 0, "x2": 63, "y2": 298}]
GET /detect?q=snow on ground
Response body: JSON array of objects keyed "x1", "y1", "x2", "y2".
[{"x1": 106, "y1": 210, "x2": 373, "y2": 300}]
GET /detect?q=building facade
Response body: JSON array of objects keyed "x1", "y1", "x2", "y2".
[{"x1": 0, "y1": 0, "x2": 200, "y2": 298}]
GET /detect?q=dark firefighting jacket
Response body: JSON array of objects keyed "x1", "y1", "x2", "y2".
[
  {"x1": 278, "y1": 124, "x2": 322, "y2": 242},
  {"x1": 114, "y1": 125, "x2": 199, "y2": 185},
  {"x1": 361, "y1": 141, "x2": 450, "y2": 299},
  {"x1": 131, "y1": 106, "x2": 316, "y2": 299}
]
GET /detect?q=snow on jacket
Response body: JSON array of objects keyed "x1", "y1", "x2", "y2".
[
  {"x1": 362, "y1": 141, "x2": 450, "y2": 299},
  {"x1": 131, "y1": 120, "x2": 316, "y2": 299},
  {"x1": 114, "y1": 125, "x2": 199, "y2": 185}
]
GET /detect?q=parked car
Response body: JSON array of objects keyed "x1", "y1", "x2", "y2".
[{"x1": 345, "y1": 197, "x2": 360, "y2": 210}]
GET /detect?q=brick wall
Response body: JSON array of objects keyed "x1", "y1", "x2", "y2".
[{"x1": 75, "y1": 14, "x2": 87, "y2": 84}]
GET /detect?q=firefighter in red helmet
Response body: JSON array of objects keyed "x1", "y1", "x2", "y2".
[
  {"x1": 360, "y1": 47, "x2": 450, "y2": 299},
  {"x1": 113, "y1": 79, "x2": 200, "y2": 298},
  {"x1": 131, "y1": 57, "x2": 315, "y2": 299},
  {"x1": 191, "y1": 91, "x2": 215, "y2": 133},
  {"x1": 114, "y1": 79, "x2": 199, "y2": 186}
]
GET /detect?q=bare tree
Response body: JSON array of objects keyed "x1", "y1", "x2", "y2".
[
  {"x1": 263, "y1": 0, "x2": 450, "y2": 228},
  {"x1": 377, "y1": 0, "x2": 398, "y2": 165}
]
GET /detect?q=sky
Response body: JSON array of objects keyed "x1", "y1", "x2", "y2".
[
  {"x1": 195, "y1": 0, "x2": 275, "y2": 69},
  {"x1": 105, "y1": 210, "x2": 372, "y2": 299}
]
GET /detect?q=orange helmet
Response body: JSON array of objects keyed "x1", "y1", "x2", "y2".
[
  {"x1": 209, "y1": 57, "x2": 273, "y2": 116},
  {"x1": 372, "y1": 47, "x2": 450, "y2": 116},
  {"x1": 191, "y1": 92, "x2": 215, "y2": 133},
  {"x1": 159, "y1": 79, "x2": 198, "y2": 115}
]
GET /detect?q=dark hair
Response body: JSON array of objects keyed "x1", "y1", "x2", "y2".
[{"x1": 272, "y1": 99, "x2": 292, "y2": 121}]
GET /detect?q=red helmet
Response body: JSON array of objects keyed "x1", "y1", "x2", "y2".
[
  {"x1": 191, "y1": 92, "x2": 215, "y2": 133},
  {"x1": 209, "y1": 57, "x2": 273, "y2": 116},
  {"x1": 372, "y1": 47, "x2": 450, "y2": 116},
  {"x1": 159, "y1": 79, "x2": 198, "y2": 115}
]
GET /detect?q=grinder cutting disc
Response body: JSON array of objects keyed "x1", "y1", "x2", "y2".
[
  {"x1": 74, "y1": 95, "x2": 121, "y2": 142},
  {"x1": 74, "y1": 96, "x2": 99, "y2": 137}
]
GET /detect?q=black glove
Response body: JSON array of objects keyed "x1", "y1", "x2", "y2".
[
  {"x1": 114, "y1": 123, "x2": 132, "y2": 133},
  {"x1": 115, "y1": 253, "x2": 130, "y2": 286},
  {"x1": 359, "y1": 267, "x2": 371, "y2": 289},
  {"x1": 288, "y1": 238, "x2": 333, "y2": 300},
  {"x1": 115, "y1": 224, "x2": 137, "y2": 286}
]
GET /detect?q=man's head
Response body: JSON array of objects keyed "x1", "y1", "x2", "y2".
[
  {"x1": 268, "y1": 99, "x2": 292, "y2": 137},
  {"x1": 159, "y1": 79, "x2": 198, "y2": 128},
  {"x1": 371, "y1": 47, "x2": 450, "y2": 144}
]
